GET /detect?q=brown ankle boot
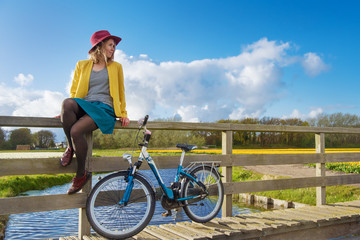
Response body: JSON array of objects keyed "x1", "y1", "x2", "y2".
[
  {"x1": 60, "y1": 147, "x2": 74, "y2": 167},
  {"x1": 67, "y1": 171, "x2": 91, "y2": 194}
]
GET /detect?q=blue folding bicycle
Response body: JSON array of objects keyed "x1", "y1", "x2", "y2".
[{"x1": 86, "y1": 115, "x2": 224, "y2": 239}]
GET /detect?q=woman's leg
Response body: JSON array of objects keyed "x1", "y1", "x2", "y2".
[
  {"x1": 70, "y1": 114, "x2": 98, "y2": 177},
  {"x1": 61, "y1": 98, "x2": 85, "y2": 149}
]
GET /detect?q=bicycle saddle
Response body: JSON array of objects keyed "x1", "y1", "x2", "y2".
[{"x1": 176, "y1": 144, "x2": 197, "y2": 152}]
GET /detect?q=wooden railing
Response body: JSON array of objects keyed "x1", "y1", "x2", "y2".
[{"x1": 1, "y1": 116, "x2": 360, "y2": 239}]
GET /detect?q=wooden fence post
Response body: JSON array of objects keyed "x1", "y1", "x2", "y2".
[
  {"x1": 78, "y1": 132, "x2": 93, "y2": 239},
  {"x1": 315, "y1": 133, "x2": 326, "y2": 206},
  {"x1": 222, "y1": 130, "x2": 233, "y2": 217}
]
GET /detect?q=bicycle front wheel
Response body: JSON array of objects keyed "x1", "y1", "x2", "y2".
[
  {"x1": 182, "y1": 165, "x2": 224, "y2": 223},
  {"x1": 86, "y1": 172, "x2": 155, "y2": 239}
]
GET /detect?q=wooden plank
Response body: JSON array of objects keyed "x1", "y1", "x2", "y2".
[
  {"x1": 82, "y1": 234, "x2": 108, "y2": 240},
  {"x1": 260, "y1": 210, "x2": 316, "y2": 227},
  {"x1": 327, "y1": 204, "x2": 360, "y2": 214},
  {"x1": 319, "y1": 205, "x2": 357, "y2": 215},
  {"x1": 176, "y1": 221, "x2": 225, "y2": 239},
  {"x1": 159, "y1": 223, "x2": 208, "y2": 240},
  {"x1": 308, "y1": 205, "x2": 356, "y2": 218},
  {"x1": 79, "y1": 133, "x2": 92, "y2": 238},
  {"x1": 224, "y1": 175, "x2": 360, "y2": 194},
  {"x1": 222, "y1": 130, "x2": 233, "y2": 218},
  {"x1": 281, "y1": 208, "x2": 329, "y2": 223},
  {"x1": 2, "y1": 116, "x2": 360, "y2": 133},
  {"x1": 93, "y1": 153, "x2": 360, "y2": 170},
  {"x1": 0, "y1": 116, "x2": 62, "y2": 128},
  {"x1": 251, "y1": 212, "x2": 301, "y2": 227},
  {"x1": 0, "y1": 193, "x2": 87, "y2": 215},
  {"x1": 135, "y1": 121, "x2": 231, "y2": 131},
  {"x1": 332, "y1": 200, "x2": 360, "y2": 207},
  {"x1": 325, "y1": 175, "x2": 360, "y2": 186},
  {"x1": 223, "y1": 216, "x2": 274, "y2": 231},
  {"x1": 59, "y1": 237, "x2": 79, "y2": 240},
  {"x1": 0, "y1": 155, "x2": 223, "y2": 176},
  {"x1": 197, "y1": 220, "x2": 243, "y2": 237},
  {"x1": 235, "y1": 214, "x2": 287, "y2": 229},
  {"x1": 316, "y1": 133, "x2": 326, "y2": 206},
  {"x1": 144, "y1": 225, "x2": 186, "y2": 240},
  {"x1": 0, "y1": 154, "x2": 225, "y2": 176},
  {"x1": 294, "y1": 207, "x2": 340, "y2": 221},
  {"x1": 229, "y1": 123, "x2": 360, "y2": 134},
  {"x1": 211, "y1": 217, "x2": 260, "y2": 234},
  {"x1": 315, "y1": 206, "x2": 354, "y2": 219},
  {"x1": 133, "y1": 230, "x2": 160, "y2": 240},
  {"x1": 229, "y1": 153, "x2": 324, "y2": 166},
  {"x1": 89, "y1": 153, "x2": 360, "y2": 172},
  {"x1": 3, "y1": 152, "x2": 360, "y2": 176},
  {"x1": 231, "y1": 153, "x2": 360, "y2": 166},
  {"x1": 88, "y1": 155, "x2": 224, "y2": 172},
  {"x1": 0, "y1": 157, "x2": 78, "y2": 176},
  {"x1": 326, "y1": 152, "x2": 360, "y2": 163}
]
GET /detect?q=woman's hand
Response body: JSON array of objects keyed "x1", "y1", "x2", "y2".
[{"x1": 120, "y1": 117, "x2": 130, "y2": 127}]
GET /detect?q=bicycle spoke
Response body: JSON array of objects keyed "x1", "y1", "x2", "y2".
[{"x1": 87, "y1": 172, "x2": 155, "y2": 239}]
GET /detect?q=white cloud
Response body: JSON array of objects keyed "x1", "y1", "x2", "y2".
[
  {"x1": 282, "y1": 108, "x2": 323, "y2": 120},
  {"x1": 0, "y1": 83, "x2": 64, "y2": 117},
  {"x1": 14, "y1": 73, "x2": 34, "y2": 86},
  {"x1": 177, "y1": 105, "x2": 200, "y2": 122},
  {"x1": 302, "y1": 52, "x2": 329, "y2": 77},
  {"x1": 308, "y1": 108, "x2": 323, "y2": 118},
  {"x1": 115, "y1": 38, "x2": 304, "y2": 121},
  {"x1": 229, "y1": 107, "x2": 262, "y2": 120}
]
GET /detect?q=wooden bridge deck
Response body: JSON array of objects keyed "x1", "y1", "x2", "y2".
[{"x1": 57, "y1": 200, "x2": 360, "y2": 240}]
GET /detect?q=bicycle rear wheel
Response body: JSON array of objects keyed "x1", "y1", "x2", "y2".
[
  {"x1": 86, "y1": 172, "x2": 155, "y2": 239},
  {"x1": 182, "y1": 165, "x2": 224, "y2": 223}
]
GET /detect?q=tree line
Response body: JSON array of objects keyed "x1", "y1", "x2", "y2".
[
  {"x1": 2, "y1": 112, "x2": 360, "y2": 150},
  {"x1": 94, "y1": 112, "x2": 360, "y2": 149},
  {"x1": 0, "y1": 128, "x2": 56, "y2": 150}
]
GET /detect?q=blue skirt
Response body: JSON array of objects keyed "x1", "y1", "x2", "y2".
[{"x1": 74, "y1": 98, "x2": 116, "y2": 134}]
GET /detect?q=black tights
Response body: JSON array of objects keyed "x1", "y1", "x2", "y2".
[{"x1": 61, "y1": 98, "x2": 98, "y2": 177}]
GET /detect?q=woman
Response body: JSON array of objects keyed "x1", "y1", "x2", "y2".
[{"x1": 60, "y1": 30, "x2": 130, "y2": 194}]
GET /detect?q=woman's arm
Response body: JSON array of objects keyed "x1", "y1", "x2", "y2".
[
  {"x1": 118, "y1": 64, "x2": 127, "y2": 117},
  {"x1": 118, "y1": 64, "x2": 129, "y2": 126}
]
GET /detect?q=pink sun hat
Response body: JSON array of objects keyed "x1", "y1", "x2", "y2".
[{"x1": 89, "y1": 30, "x2": 122, "y2": 54}]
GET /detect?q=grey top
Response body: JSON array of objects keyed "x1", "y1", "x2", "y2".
[{"x1": 84, "y1": 67, "x2": 113, "y2": 107}]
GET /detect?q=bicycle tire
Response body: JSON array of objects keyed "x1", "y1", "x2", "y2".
[
  {"x1": 181, "y1": 165, "x2": 224, "y2": 223},
  {"x1": 86, "y1": 171, "x2": 155, "y2": 239}
]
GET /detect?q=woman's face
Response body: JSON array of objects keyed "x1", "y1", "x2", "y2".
[{"x1": 103, "y1": 38, "x2": 116, "y2": 59}]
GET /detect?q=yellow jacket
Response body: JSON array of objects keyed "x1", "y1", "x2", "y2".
[{"x1": 70, "y1": 59, "x2": 127, "y2": 118}]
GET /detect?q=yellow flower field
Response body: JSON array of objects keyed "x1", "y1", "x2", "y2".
[{"x1": 147, "y1": 148, "x2": 360, "y2": 154}]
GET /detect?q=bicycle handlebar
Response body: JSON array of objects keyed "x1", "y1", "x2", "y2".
[
  {"x1": 143, "y1": 115, "x2": 149, "y2": 127},
  {"x1": 137, "y1": 115, "x2": 149, "y2": 129}
]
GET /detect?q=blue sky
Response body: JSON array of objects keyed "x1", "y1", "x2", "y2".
[{"x1": 0, "y1": 0, "x2": 359, "y2": 140}]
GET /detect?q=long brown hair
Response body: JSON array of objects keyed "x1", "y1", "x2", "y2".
[{"x1": 89, "y1": 39, "x2": 114, "y2": 64}]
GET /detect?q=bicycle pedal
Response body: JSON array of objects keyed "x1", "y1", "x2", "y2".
[{"x1": 162, "y1": 210, "x2": 172, "y2": 217}]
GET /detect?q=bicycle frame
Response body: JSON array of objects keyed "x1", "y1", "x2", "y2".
[{"x1": 120, "y1": 144, "x2": 203, "y2": 205}]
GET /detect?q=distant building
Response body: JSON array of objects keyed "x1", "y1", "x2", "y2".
[{"x1": 16, "y1": 145, "x2": 30, "y2": 150}]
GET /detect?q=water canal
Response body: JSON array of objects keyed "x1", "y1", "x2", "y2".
[{"x1": 4, "y1": 169, "x2": 262, "y2": 240}]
